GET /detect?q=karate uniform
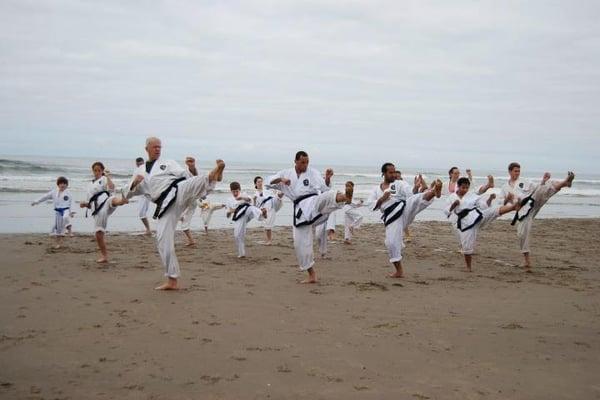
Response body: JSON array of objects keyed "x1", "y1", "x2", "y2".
[
  {"x1": 179, "y1": 199, "x2": 198, "y2": 231},
  {"x1": 33, "y1": 188, "x2": 73, "y2": 236},
  {"x1": 368, "y1": 180, "x2": 433, "y2": 263},
  {"x1": 255, "y1": 188, "x2": 282, "y2": 230},
  {"x1": 227, "y1": 193, "x2": 263, "y2": 257},
  {"x1": 127, "y1": 158, "x2": 215, "y2": 278},
  {"x1": 85, "y1": 176, "x2": 117, "y2": 232},
  {"x1": 343, "y1": 202, "x2": 364, "y2": 241},
  {"x1": 138, "y1": 196, "x2": 150, "y2": 219},
  {"x1": 199, "y1": 200, "x2": 224, "y2": 231},
  {"x1": 267, "y1": 167, "x2": 342, "y2": 271},
  {"x1": 444, "y1": 192, "x2": 499, "y2": 255},
  {"x1": 501, "y1": 179, "x2": 558, "y2": 254}
]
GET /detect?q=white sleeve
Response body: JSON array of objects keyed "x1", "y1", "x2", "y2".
[
  {"x1": 33, "y1": 190, "x2": 53, "y2": 205},
  {"x1": 312, "y1": 169, "x2": 329, "y2": 192},
  {"x1": 267, "y1": 170, "x2": 285, "y2": 186},
  {"x1": 444, "y1": 194, "x2": 457, "y2": 217},
  {"x1": 367, "y1": 187, "x2": 379, "y2": 210}
]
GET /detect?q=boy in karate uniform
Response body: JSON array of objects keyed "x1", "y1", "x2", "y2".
[
  {"x1": 445, "y1": 177, "x2": 520, "y2": 272},
  {"x1": 127, "y1": 137, "x2": 225, "y2": 290},
  {"x1": 501, "y1": 162, "x2": 575, "y2": 270},
  {"x1": 253, "y1": 176, "x2": 284, "y2": 245},
  {"x1": 368, "y1": 163, "x2": 443, "y2": 278},
  {"x1": 226, "y1": 182, "x2": 267, "y2": 258},
  {"x1": 342, "y1": 181, "x2": 364, "y2": 244},
  {"x1": 31, "y1": 176, "x2": 74, "y2": 248},
  {"x1": 80, "y1": 162, "x2": 128, "y2": 263},
  {"x1": 268, "y1": 151, "x2": 351, "y2": 284}
]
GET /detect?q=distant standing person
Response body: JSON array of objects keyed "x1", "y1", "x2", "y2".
[
  {"x1": 501, "y1": 162, "x2": 575, "y2": 270},
  {"x1": 253, "y1": 176, "x2": 284, "y2": 245}
]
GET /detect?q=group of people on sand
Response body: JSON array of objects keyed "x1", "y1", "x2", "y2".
[{"x1": 32, "y1": 136, "x2": 575, "y2": 289}]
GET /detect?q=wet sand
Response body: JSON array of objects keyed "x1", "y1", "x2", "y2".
[{"x1": 1, "y1": 219, "x2": 599, "y2": 399}]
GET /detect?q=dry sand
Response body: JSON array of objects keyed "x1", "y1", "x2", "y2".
[{"x1": 1, "y1": 219, "x2": 599, "y2": 399}]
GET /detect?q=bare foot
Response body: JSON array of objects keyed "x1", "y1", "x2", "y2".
[
  {"x1": 388, "y1": 272, "x2": 404, "y2": 278},
  {"x1": 185, "y1": 242, "x2": 196, "y2": 247},
  {"x1": 433, "y1": 179, "x2": 443, "y2": 198},
  {"x1": 264, "y1": 240, "x2": 272, "y2": 246},
  {"x1": 96, "y1": 258, "x2": 108, "y2": 264},
  {"x1": 463, "y1": 267, "x2": 472, "y2": 273},
  {"x1": 566, "y1": 171, "x2": 575, "y2": 187},
  {"x1": 261, "y1": 208, "x2": 268, "y2": 218},
  {"x1": 53, "y1": 244, "x2": 61, "y2": 249},
  {"x1": 542, "y1": 172, "x2": 551, "y2": 185},
  {"x1": 209, "y1": 159, "x2": 226, "y2": 182},
  {"x1": 344, "y1": 239, "x2": 351, "y2": 245},
  {"x1": 300, "y1": 269, "x2": 317, "y2": 284},
  {"x1": 300, "y1": 278, "x2": 317, "y2": 284},
  {"x1": 155, "y1": 281, "x2": 179, "y2": 290},
  {"x1": 487, "y1": 175, "x2": 494, "y2": 189},
  {"x1": 144, "y1": 230, "x2": 153, "y2": 236},
  {"x1": 238, "y1": 255, "x2": 246, "y2": 259}
]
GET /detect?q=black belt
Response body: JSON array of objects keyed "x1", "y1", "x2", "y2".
[
  {"x1": 381, "y1": 200, "x2": 406, "y2": 227},
  {"x1": 456, "y1": 207, "x2": 483, "y2": 232},
  {"x1": 511, "y1": 196, "x2": 535, "y2": 225},
  {"x1": 232, "y1": 203, "x2": 251, "y2": 221},
  {"x1": 153, "y1": 177, "x2": 186, "y2": 219},
  {"x1": 258, "y1": 196, "x2": 273, "y2": 208},
  {"x1": 89, "y1": 190, "x2": 110, "y2": 217},
  {"x1": 293, "y1": 193, "x2": 322, "y2": 228}
]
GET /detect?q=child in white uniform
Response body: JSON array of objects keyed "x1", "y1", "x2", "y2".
[
  {"x1": 253, "y1": 176, "x2": 284, "y2": 245},
  {"x1": 80, "y1": 162, "x2": 128, "y2": 263},
  {"x1": 31, "y1": 176, "x2": 74, "y2": 248},
  {"x1": 501, "y1": 162, "x2": 575, "y2": 270},
  {"x1": 226, "y1": 182, "x2": 267, "y2": 258},
  {"x1": 445, "y1": 177, "x2": 520, "y2": 272},
  {"x1": 199, "y1": 198, "x2": 226, "y2": 233},
  {"x1": 342, "y1": 181, "x2": 364, "y2": 244}
]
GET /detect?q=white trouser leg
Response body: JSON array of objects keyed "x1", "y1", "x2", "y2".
[
  {"x1": 403, "y1": 192, "x2": 434, "y2": 226},
  {"x1": 515, "y1": 184, "x2": 558, "y2": 253},
  {"x1": 156, "y1": 175, "x2": 213, "y2": 278},
  {"x1": 316, "y1": 223, "x2": 328, "y2": 256},
  {"x1": 138, "y1": 196, "x2": 149, "y2": 218},
  {"x1": 460, "y1": 207, "x2": 500, "y2": 255},
  {"x1": 293, "y1": 225, "x2": 314, "y2": 271},
  {"x1": 344, "y1": 224, "x2": 352, "y2": 241},
  {"x1": 53, "y1": 210, "x2": 66, "y2": 236},
  {"x1": 233, "y1": 218, "x2": 248, "y2": 257},
  {"x1": 385, "y1": 219, "x2": 404, "y2": 263}
]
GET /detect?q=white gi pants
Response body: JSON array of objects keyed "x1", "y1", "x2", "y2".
[
  {"x1": 156, "y1": 176, "x2": 213, "y2": 278},
  {"x1": 138, "y1": 196, "x2": 150, "y2": 218},
  {"x1": 515, "y1": 184, "x2": 558, "y2": 253},
  {"x1": 51, "y1": 209, "x2": 70, "y2": 236},
  {"x1": 344, "y1": 207, "x2": 363, "y2": 241},
  {"x1": 233, "y1": 206, "x2": 261, "y2": 257},
  {"x1": 180, "y1": 200, "x2": 198, "y2": 231},
  {"x1": 93, "y1": 197, "x2": 116, "y2": 233},
  {"x1": 456, "y1": 206, "x2": 500, "y2": 255},
  {"x1": 385, "y1": 193, "x2": 433, "y2": 263},
  {"x1": 293, "y1": 191, "x2": 342, "y2": 271}
]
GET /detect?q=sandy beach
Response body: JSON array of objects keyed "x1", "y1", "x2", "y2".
[{"x1": 1, "y1": 218, "x2": 599, "y2": 399}]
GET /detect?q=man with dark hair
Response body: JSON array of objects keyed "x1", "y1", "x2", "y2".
[
  {"x1": 446, "y1": 177, "x2": 520, "y2": 271},
  {"x1": 268, "y1": 151, "x2": 351, "y2": 283},
  {"x1": 134, "y1": 157, "x2": 152, "y2": 235},
  {"x1": 368, "y1": 163, "x2": 442, "y2": 278},
  {"x1": 128, "y1": 137, "x2": 225, "y2": 290},
  {"x1": 501, "y1": 163, "x2": 575, "y2": 270}
]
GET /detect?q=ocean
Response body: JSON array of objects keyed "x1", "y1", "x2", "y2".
[{"x1": 1, "y1": 155, "x2": 598, "y2": 234}]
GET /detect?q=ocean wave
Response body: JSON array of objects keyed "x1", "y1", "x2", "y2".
[
  {"x1": 0, "y1": 187, "x2": 50, "y2": 194},
  {"x1": 0, "y1": 159, "x2": 55, "y2": 174}
]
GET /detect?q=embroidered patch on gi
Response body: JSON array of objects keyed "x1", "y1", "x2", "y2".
[
  {"x1": 64, "y1": 196, "x2": 69, "y2": 200},
  {"x1": 519, "y1": 182, "x2": 524, "y2": 188},
  {"x1": 391, "y1": 184, "x2": 396, "y2": 190},
  {"x1": 160, "y1": 165, "x2": 166, "y2": 170},
  {"x1": 303, "y1": 179, "x2": 309, "y2": 186}
]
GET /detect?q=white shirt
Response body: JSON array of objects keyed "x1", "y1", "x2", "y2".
[
  {"x1": 34, "y1": 188, "x2": 72, "y2": 210},
  {"x1": 367, "y1": 180, "x2": 414, "y2": 212},
  {"x1": 267, "y1": 167, "x2": 330, "y2": 202},
  {"x1": 501, "y1": 178, "x2": 536, "y2": 201},
  {"x1": 128, "y1": 158, "x2": 192, "y2": 202},
  {"x1": 444, "y1": 192, "x2": 488, "y2": 218},
  {"x1": 86, "y1": 176, "x2": 112, "y2": 203}
]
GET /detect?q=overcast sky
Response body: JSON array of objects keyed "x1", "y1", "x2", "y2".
[{"x1": 0, "y1": 0, "x2": 599, "y2": 171}]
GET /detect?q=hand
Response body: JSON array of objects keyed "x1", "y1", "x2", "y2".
[
  {"x1": 382, "y1": 190, "x2": 391, "y2": 201},
  {"x1": 489, "y1": 193, "x2": 497, "y2": 201},
  {"x1": 281, "y1": 178, "x2": 291, "y2": 186},
  {"x1": 133, "y1": 175, "x2": 144, "y2": 185},
  {"x1": 466, "y1": 169, "x2": 472, "y2": 176},
  {"x1": 325, "y1": 168, "x2": 334, "y2": 179},
  {"x1": 452, "y1": 199, "x2": 460, "y2": 208},
  {"x1": 542, "y1": 172, "x2": 551, "y2": 184}
]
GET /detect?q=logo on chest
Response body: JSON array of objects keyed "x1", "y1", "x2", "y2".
[
  {"x1": 519, "y1": 182, "x2": 524, "y2": 188},
  {"x1": 303, "y1": 179, "x2": 309, "y2": 186},
  {"x1": 64, "y1": 196, "x2": 69, "y2": 201},
  {"x1": 160, "y1": 165, "x2": 167, "y2": 171}
]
